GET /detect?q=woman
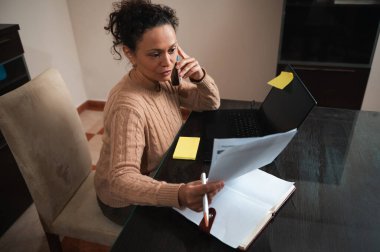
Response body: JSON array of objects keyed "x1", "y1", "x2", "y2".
[{"x1": 95, "y1": 0, "x2": 224, "y2": 225}]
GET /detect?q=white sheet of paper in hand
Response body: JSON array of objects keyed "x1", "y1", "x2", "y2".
[{"x1": 208, "y1": 129, "x2": 297, "y2": 182}]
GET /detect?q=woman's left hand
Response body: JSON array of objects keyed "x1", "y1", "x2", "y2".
[{"x1": 176, "y1": 46, "x2": 204, "y2": 81}]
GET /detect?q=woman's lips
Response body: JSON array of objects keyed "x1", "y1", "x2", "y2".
[{"x1": 161, "y1": 70, "x2": 172, "y2": 76}]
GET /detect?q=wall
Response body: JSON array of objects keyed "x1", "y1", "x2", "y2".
[
  {"x1": 67, "y1": 0, "x2": 284, "y2": 102},
  {"x1": 66, "y1": 0, "x2": 129, "y2": 101},
  {"x1": 158, "y1": 0, "x2": 284, "y2": 102},
  {"x1": 362, "y1": 35, "x2": 380, "y2": 112},
  {"x1": 0, "y1": 0, "x2": 87, "y2": 107},
  {"x1": 2, "y1": 0, "x2": 378, "y2": 110}
]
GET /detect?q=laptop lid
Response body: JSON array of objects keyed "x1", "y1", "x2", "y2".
[{"x1": 259, "y1": 64, "x2": 317, "y2": 133}]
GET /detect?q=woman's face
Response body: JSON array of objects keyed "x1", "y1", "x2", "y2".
[{"x1": 127, "y1": 24, "x2": 178, "y2": 82}]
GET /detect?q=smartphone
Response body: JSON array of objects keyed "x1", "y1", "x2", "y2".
[{"x1": 171, "y1": 62, "x2": 181, "y2": 86}]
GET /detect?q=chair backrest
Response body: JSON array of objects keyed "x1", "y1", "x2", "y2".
[{"x1": 0, "y1": 68, "x2": 91, "y2": 228}]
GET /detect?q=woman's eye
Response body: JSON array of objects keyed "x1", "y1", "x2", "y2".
[
  {"x1": 149, "y1": 53, "x2": 160, "y2": 58},
  {"x1": 168, "y1": 48, "x2": 176, "y2": 54}
]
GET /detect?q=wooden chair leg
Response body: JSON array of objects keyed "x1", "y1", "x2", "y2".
[{"x1": 45, "y1": 232, "x2": 63, "y2": 252}]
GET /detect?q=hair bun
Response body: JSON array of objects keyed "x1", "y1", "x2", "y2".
[{"x1": 105, "y1": 0, "x2": 178, "y2": 60}]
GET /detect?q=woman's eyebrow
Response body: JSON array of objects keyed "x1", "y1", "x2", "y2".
[{"x1": 146, "y1": 42, "x2": 178, "y2": 53}]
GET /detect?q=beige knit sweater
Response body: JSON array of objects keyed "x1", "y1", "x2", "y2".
[{"x1": 94, "y1": 69, "x2": 220, "y2": 208}]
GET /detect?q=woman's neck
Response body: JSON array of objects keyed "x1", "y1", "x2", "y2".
[{"x1": 129, "y1": 68, "x2": 161, "y2": 92}]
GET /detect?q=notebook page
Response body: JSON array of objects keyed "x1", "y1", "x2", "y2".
[
  {"x1": 174, "y1": 186, "x2": 271, "y2": 248},
  {"x1": 225, "y1": 169, "x2": 295, "y2": 210}
]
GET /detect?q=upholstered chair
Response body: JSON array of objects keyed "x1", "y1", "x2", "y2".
[{"x1": 0, "y1": 68, "x2": 121, "y2": 251}]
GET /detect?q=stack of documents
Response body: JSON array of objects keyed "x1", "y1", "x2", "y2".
[{"x1": 175, "y1": 129, "x2": 297, "y2": 250}]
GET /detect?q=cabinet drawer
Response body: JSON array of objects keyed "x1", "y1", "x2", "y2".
[
  {"x1": 0, "y1": 56, "x2": 29, "y2": 96},
  {"x1": 0, "y1": 31, "x2": 24, "y2": 63}
]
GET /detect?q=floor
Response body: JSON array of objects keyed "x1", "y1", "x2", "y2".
[{"x1": 0, "y1": 109, "x2": 108, "y2": 252}]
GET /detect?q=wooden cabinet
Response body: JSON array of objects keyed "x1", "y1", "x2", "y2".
[
  {"x1": 0, "y1": 24, "x2": 33, "y2": 236},
  {"x1": 0, "y1": 24, "x2": 30, "y2": 96}
]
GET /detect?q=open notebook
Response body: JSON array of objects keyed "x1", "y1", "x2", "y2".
[
  {"x1": 174, "y1": 130, "x2": 297, "y2": 249},
  {"x1": 174, "y1": 169, "x2": 295, "y2": 250}
]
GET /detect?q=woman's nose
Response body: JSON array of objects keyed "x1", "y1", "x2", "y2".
[{"x1": 161, "y1": 53, "x2": 174, "y2": 66}]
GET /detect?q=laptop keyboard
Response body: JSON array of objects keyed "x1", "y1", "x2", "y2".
[
  {"x1": 227, "y1": 110, "x2": 261, "y2": 137},
  {"x1": 201, "y1": 109, "x2": 262, "y2": 161}
]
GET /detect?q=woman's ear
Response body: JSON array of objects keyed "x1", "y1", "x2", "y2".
[{"x1": 123, "y1": 46, "x2": 136, "y2": 66}]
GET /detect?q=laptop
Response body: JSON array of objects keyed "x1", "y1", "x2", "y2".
[{"x1": 201, "y1": 64, "x2": 317, "y2": 160}]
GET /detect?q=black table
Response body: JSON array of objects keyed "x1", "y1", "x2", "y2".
[{"x1": 111, "y1": 99, "x2": 380, "y2": 252}]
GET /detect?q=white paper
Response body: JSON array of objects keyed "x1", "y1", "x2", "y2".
[
  {"x1": 174, "y1": 169, "x2": 295, "y2": 248},
  {"x1": 174, "y1": 130, "x2": 297, "y2": 248},
  {"x1": 208, "y1": 129, "x2": 297, "y2": 182},
  {"x1": 224, "y1": 169, "x2": 295, "y2": 211}
]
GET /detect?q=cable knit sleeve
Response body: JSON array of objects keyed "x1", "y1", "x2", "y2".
[
  {"x1": 107, "y1": 107, "x2": 182, "y2": 208},
  {"x1": 178, "y1": 70, "x2": 220, "y2": 111}
]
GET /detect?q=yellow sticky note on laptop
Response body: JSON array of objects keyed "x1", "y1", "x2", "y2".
[
  {"x1": 173, "y1": 137, "x2": 200, "y2": 160},
  {"x1": 267, "y1": 71, "x2": 294, "y2": 89}
]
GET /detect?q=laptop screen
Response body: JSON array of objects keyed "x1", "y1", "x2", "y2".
[{"x1": 259, "y1": 65, "x2": 317, "y2": 133}]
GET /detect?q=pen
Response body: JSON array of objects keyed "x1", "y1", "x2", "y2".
[{"x1": 201, "y1": 172, "x2": 209, "y2": 227}]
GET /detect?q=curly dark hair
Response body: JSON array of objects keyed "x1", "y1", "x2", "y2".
[{"x1": 105, "y1": 0, "x2": 179, "y2": 59}]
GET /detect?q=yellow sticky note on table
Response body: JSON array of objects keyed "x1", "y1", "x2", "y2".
[
  {"x1": 267, "y1": 71, "x2": 294, "y2": 89},
  {"x1": 173, "y1": 137, "x2": 200, "y2": 160}
]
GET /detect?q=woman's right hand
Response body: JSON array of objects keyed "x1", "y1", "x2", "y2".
[{"x1": 178, "y1": 179, "x2": 224, "y2": 212}]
